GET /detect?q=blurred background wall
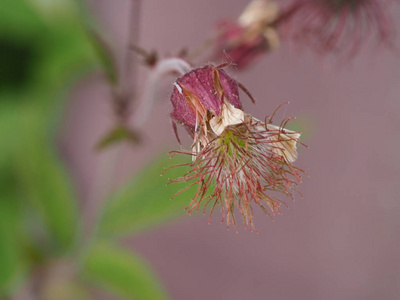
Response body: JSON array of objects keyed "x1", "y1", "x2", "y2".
[{"x1": 59, "y1": 0, "x2": 400, "y2": 299}]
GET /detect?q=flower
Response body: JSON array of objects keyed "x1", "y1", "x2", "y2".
[
  {"x1": 214, "y1": 0, "x2": 280, "y2": 69},
  {"x1": 278, "y1": 0, "x2": 395, "y2": 57},
  {"x1": 168, "y1": 65, "x2": 304, "y2": 231},
  {"x1": 170, "y1": 64, "x2": 243, "y2": 140}
]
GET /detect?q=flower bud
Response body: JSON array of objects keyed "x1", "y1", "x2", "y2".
[{"x1": 170, "y1": 64, "x2": 242, "y2": 135}]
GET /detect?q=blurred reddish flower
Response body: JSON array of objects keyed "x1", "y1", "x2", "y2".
[
  {"x1": 168, "y1": 64, "x2": 304, "y2": 231},
  {"x1": 214, "y1": 0, "x2": 280, "y2": 69},
  {"x1": 278, "y1": 0, "x2": 395, "y2": 57}
]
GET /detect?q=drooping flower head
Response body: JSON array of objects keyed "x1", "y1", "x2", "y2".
[
  {"x1": 170, "y1": 64, "x2": 242, "y2": 136},
  {"x1": 277, "y1": 0, "x2": 395, "y2": 56},
  {"x1": 168, "y1": 64, "x2": 305, "y2": 231},
  {"x1": 214, "y1": 0, "x2": 281, "y2": 69}
]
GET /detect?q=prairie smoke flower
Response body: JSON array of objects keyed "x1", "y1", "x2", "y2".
[
  {"x1": 168, "y1": 65, "x2": 304, "y2": 231},
  {"x1": 278, "y1": 0, "x2": 394, "y2": 56},
  {"x1": 214, "y1": 0, "x2": 280, "y2": 69}
]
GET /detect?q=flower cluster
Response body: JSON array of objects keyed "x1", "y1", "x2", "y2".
[{"x1": 168, "y1": 65, "x2": 304, "y2": 231}]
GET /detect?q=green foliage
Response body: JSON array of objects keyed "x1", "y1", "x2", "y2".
[
  {"x1": 87, "y1": 29, "x2": 119, "y2": 85},
  {"x1": 83, "y1": 241, "x2": 168, "y2": 300},
  {"x1": 0, "y1": 1, "x2": 188, "y2": 298},
  {"x1": 0, "y1": 0, "x2": 44, "y2": 33},
  {"x1": 14, "y1": 107, "x2": 79, "y2": 253},
  {"x1": 99, "y1": 154, "x2": 194, "y2": 238},
  {"x1": 0, "y1": 168, "x2": 24, "y2": 296},
  {"x1": 0, "y1": 0, "x2": 97, "y2": 108},
  {"x1": 0, "y1": 0, "x2": 98, "y2": 292},
  {"x1": 96, "y1": 126, "x2": 140, "y2": 151},
  {"x1": 0, "y1": 103, "x2": 25, "y2": 166},
  {"x1": 0, "y1": 0, "x2": 99, "y2": 254}
]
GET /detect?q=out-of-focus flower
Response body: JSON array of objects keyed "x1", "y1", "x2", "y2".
[
  {"x1": 278, "y1": 0, "x2": 395, "y2": 57},
  {"x1": 214, "y1": 0, "x2": 280, "y2": 69},
  {"x1": 168, "y1": 65, "x2": 304, "y2": 231}
]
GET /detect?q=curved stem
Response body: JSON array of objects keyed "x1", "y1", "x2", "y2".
[
  {"x1": 123, "y1": 0, "x2": 142, "y2": 102},
  {"x1": 112, "y1": 0, "x2": 142, "y2": 124},
  {"x1": 131, "y1": 58, "x2": 192, "y2": 128}
]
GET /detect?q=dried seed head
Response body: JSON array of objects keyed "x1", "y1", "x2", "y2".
[{"x1": 168, "y1": 65, "x2": 305, "y2": 231}]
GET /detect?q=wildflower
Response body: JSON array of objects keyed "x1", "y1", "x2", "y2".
[
  {"x1": 277, "y1": 0, "x2": 395, "y2": 57},
  {"x1": 168, "y1": 64, "x2": 304, "y2": 231},
  {"x1": 214, "y1": 0, "x2": 280, "y2": 69},
  {"x1": 170, "y1": 64, "x2": 242, "y2": 137}
]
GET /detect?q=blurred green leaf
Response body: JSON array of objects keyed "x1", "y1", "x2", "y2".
[
  {"x1": 15, "y1": 107, "x2": 79, "y2": 253},
  {"x1": 0, "y1": 0, "x2": 97, "y2": 255},
  {"x1": 0, "y1": 0, "x2": 97, "y2": 109},
  {"x1": 0, "y1": 201, "x2": 21, "y2": 296},
  {"x1": 286, "y1": 114, "x2": 316, "y2": 143},
  {"x1": 0, "y1": 166, "x2": 28, "y2": 296},
  {"x1": 0, "y1": 103, "x2": 25, "y2": 166},
  {"x1": 0, "y1": 0, "x2": 97, "y2": 288},
  {"x1": 87, "y1": 29, "x2": 119, "y2": 85},
  {"x1": 99, "y1": 154, "x2": 194, "y2": 238},
  {"x1": 83, "y1": 241, "x2": 168, "y2": 300},
  {"x1": 0, "y1": 0, "x2": 44, "y2": 32},
  {"x1": 35, "y1": 18, "x2": 96, "y2": 94},
  {"x1": 96, "y1": 126, "x2": 140, "y2": 151}
]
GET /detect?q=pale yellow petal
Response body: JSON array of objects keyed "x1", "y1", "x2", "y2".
[
  {"x1": 263, "y1": 27, "x2": 280, "y2": 50},
  {"x1": 238, "y1": 0, "x2": 280, "y2": 27},
  {"x1": 210, "y1": 102, "x2": 245, "y2": 136},
  {"x1": 266, "y1": 124, "x2": 300, "y2": 163}
]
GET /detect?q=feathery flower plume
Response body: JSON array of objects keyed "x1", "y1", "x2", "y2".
[
  {"x1": 214, "y1": 0, "x2": 280, "y2": 69},
  {"x1": 278, "y1": 0, "x2": 395, "y2": 57},
  {"x1": 167, "y1": 64, "x2": 305, "y2": 231}
]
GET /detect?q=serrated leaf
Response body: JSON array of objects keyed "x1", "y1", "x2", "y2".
[
  {"x1": 99, "y1": 153, "x2": 194, "y2": 238},
  {"x1": 83, "y1": 241, "x2": 168, "y2": 300}
]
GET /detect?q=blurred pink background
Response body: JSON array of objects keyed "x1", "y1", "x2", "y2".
[{"x1": 60, "y1": 0, "x2": 400, "y2": 299}]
